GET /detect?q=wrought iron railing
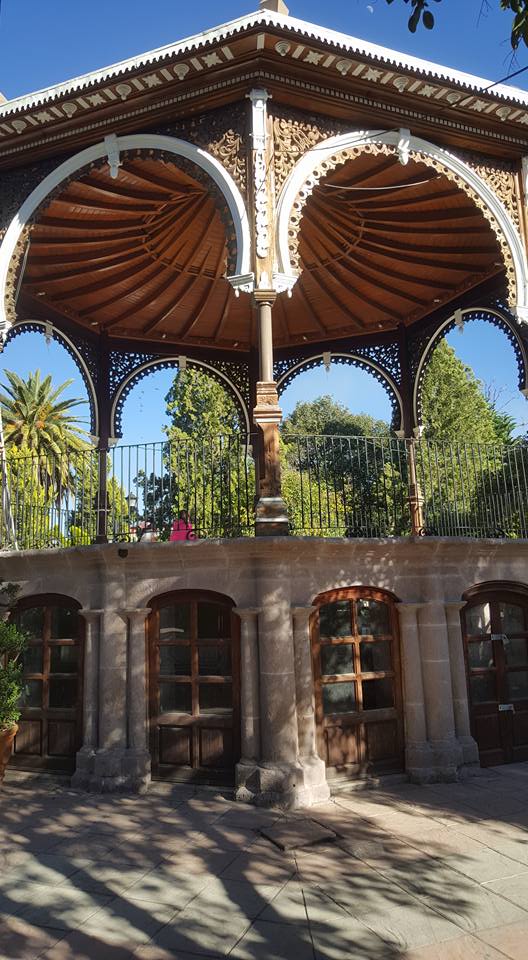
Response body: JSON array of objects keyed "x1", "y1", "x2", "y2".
[{"x1": 1, "y1": 435, "x2": 527, "y2": 549}]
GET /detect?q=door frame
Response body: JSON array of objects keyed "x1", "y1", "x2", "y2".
[{"x1": 147, "y1": 589, "x2": 241, "y2": 783}]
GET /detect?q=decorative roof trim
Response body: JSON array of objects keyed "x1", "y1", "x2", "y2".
[{"x1": 2, "y1": 8, "x2": 528, "y2": 120}]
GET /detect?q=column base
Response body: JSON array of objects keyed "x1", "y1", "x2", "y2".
[
  {"x1": 457, "y1": 735, "x2": 480, "y2": 767},
  {"x1": 429, "y1": 737, "x2": 464, "y2": 782},
  {"x1": 235, "y1": 756, "x2": 329, "y2": 808},
  {"x1": 255, "y1": 497, "x2": 289, "y2": 537},
  {"x1": 405, "y1": 741, "x2": 436, "y2": 784},
  {"x1": 72, "y1": 748, "x2": 151, "y2": 793}
]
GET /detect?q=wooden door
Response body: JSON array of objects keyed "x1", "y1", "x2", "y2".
[
  {"x1": 463, "y1": 590, "x2": 528, "y2": 765},
  {"x1": 312, "y1": 588, "x2": 404, "y2": 779},
  {"x1": 11, "y1": 598, "x2": 84, "y2": 772},
  {"x1": 149, "y1": 592, "x2": 240, "y2": 783}
]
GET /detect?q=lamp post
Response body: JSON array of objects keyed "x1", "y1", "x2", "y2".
[{"x1": 126, "y1": 491, "x2": 138, "y2": 540}]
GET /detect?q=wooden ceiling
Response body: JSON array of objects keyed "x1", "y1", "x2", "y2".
[{"x1": 22, "y1": 153, "x2": 504, "y2": 350}]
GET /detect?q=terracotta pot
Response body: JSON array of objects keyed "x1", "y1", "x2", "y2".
[{"x1": 0, "y1": 724, "x2": 18, "y2": 784}]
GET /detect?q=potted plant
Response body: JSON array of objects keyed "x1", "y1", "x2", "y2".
[{"x1": 0, "y1": 585, "x2": 27, "y2": 784}]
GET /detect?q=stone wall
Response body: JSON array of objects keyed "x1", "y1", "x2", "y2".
[{"x1": 3, "y1": 536, "x2": 527, "y2": 806}]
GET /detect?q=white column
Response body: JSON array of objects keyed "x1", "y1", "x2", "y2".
[
  {"x1": 445, "y1": 601, "x2": 479, "y2": 765},
  {"x1": 237, "y1": 608, "x2": 260, "y2": 761},
  {"x1": 396, "y1": 603, "x2": 433, "y2": 781}
]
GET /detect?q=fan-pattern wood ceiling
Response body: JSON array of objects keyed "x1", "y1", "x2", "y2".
[
  {"x1": 276, "y1": 153, "x2": 504, "y2": 343},
  {"x1": 23, "y1": 153, "x2": 504, "y2": 350}
]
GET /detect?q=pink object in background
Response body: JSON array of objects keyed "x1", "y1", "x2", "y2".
[{"x1": 170, "y1": 514, "x2": 196, "y2": 541}]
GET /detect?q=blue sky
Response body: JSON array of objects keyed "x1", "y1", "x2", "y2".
[{"x1": 0, "y1": 1, "x2": 527, "y2": 442}]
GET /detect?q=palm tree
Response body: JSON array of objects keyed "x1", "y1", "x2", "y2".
[{"x1": 0, "y1": 370, "x2": 91, "y2": 491}]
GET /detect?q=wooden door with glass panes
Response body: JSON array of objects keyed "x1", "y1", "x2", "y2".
[
  {"x1": 463, "y1": 589, "x2": 528, "y2": 765},
  {"x1": 312, "y1": 588, "x2": 404, "y2": 778},
  {"x1": 148, "y1": 592, "x2": 240, "y2": 783},
  {"x1": 11, "y1": 597, "x2": 83, "y2": 772}
]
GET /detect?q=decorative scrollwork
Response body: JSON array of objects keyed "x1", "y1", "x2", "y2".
[
  {"x1": 413, "y1": 301, "x2": 528, "y2": 424},
  {"x1": 4, "y1": 321, "x2": 98, "y2": 433},
  {"x1": 272, "y1": 107, "x2": 345, "y2": 194},
  {"x1": 111, "y1": 353, "x2": 250, "y2": 438},
  {"x1": 458, "y1": 150, "x2": 520, "y2": 232},
  {"x1": 274, "y1": 347, "x2": 402, "y2": 430}
]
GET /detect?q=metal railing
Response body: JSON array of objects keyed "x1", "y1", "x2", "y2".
[{"x1": 1, "y1": 435, "x2": 527, "y2": 549}]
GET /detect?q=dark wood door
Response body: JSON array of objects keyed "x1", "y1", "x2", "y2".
[
  {"x1": 312, "y1": 589, "x2": 404, "y2": 779},
  {"x1": 11, "y1": 598, "x2": 84, "y2": 772},
  {"x1": 149, "y1": 592, "x2": 240, "y2": 783},
  {"x1": 463, "y1": 591, "x2": 528, "y2": 766}
]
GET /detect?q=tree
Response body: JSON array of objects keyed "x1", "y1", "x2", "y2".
[
  {"x1": 281, "y1": 396, "x2": 389, "y2": 439},
  {"x1": 385, "y1": 0, "x2": 528, "y2": 49}
]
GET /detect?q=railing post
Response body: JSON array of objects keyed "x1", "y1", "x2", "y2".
[{"x1": 407, "y1": 435, "x2": 425, "y2": 536}]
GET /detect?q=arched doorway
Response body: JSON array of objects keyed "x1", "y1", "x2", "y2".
[
  {"x1": 462, "y1": 582, "x2": 528, "y2": 766},
  {"x1": 311, "y1": 587, "x2": 404, "y2": 779},
  {"x1": 10, "y1": 595, "x2": 84, "y2": 772},
  {"x1": 148, "y1": 591, "x2": 240, "y2": 783}
]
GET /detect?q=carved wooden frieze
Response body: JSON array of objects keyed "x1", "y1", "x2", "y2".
[
  {"x1": 458, "y1": 151, "x2": 520, "y2": 232},
  {"x1": 272, "y1": 107, "x2": 345, "y2": 194}
]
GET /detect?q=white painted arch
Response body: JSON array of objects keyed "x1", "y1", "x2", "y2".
[
  {"x1": 0, "y1": 133, "x2": 252, "y2": 338},
  {"x1": 276, "y1": 129, "x2": 528, "y2": 321},
  {"x1": 111, "y1": 356, "x2": 251, "y2": 438}
]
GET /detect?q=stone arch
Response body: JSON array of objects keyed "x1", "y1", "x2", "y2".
[
  {"x1": 275, "y1": 352, "x2": 404, "y2": 431},
  {"x1": 111, "y1": 357, "x2": 251, "y2": 438},
  {"x1": 276, "y1": 130, "x2": 528, "y2": 318},
  {"x1": 414, "y1": 305, "x2": 528, "y2": 427},
  {"x1": 4, "y1": 320, "x2": 98, "y2": 435},
  {"x1": 0, "y1": 133, "x2": 252, "y2": 339}
]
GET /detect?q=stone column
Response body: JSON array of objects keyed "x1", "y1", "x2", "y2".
[
  {"x1": 292, "y1": 605, "x2": 330, "y2": 803},
  {"x1": 90, "y1": 606, "x2": 129, "y2": 791},
  {"x1": 419, "y1": 600, "x2": 463, "y2": 779},
  {"x1": 396, "y1": 603, "x2": 433, "y2": 782},
  {"x1": 120, "y1": 608, "x2": 152, "y2": 791},
  {"x1": 72, "y1": 609, "x2": 102, "y2": 789},
  {"x1": 235, "y1": 608, "x2": 261, "y2": 802},
  {"x1": 445, "y1": 601, "x2": 480, "y2": 766}
]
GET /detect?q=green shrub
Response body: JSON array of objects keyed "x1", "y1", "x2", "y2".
[{"x1": 0, "y1": 611, "x2": 28, "y2": 732}]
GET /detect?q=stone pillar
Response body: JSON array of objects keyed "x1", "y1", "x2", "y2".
[
  {"x1": 121, "y1": 608, "x2": 152, "y2": 791},
  {"x1": 419, "y1": 600, "x2": 463, "y2": 779},
  {"x1": 445, "y1": 601, "x2": 480, "y2": 766},
  {"x1": 72, "y1": 609, "x2": 102, "y2": 789},
  {"x1": 396, "y1": 603, "x2": 434, "y2": 782},
  {"x1": 292, "y1": 605, "x2": 330, "y2": 803},
  {"x1": 235, "y1": 608, "x2": 261, "y2": 802},
  {"x1": 252, "y1": 293, "x2": 289, "y2": 536},
  {"x1": 90, "y1": 606, "x2": 129, "y2": 791}
]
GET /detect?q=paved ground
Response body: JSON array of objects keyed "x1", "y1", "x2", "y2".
[{"x1": 2, "y1": 766, "x2": 528, "y2": 959}]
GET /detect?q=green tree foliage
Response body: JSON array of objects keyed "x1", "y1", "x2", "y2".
[
  {"x1": 421, "y1": 340, "x2": 513, "y2": 444},
  {"x1": 281, "y1": 396, "x2": 389, "y2": 439},
  {"x1": 140, "y1": 369, "x2": 253, "y2": 538},
  {"x1": 385, "y1": 0, "x2": 528, "y2": 49},
  {"x1": 0, "y1": 582, "x2": 28, "y2": 732}
]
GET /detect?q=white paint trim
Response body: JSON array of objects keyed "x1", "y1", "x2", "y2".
[
  {"x1": 6, "y1": 319, "x2": 99, "y2": 435},
  {"x1": 0, "y1": 133, "x2": 251, "y2": 338},
  {"x1": 412, "y1": 306, "x2": 528, "y2": 426},
  {"x1": 275, "y1": 129, "x2": 528, "y2": 314},
  {"x1": 2, "y1": 9, "x2": 527, "y2": 119},
  {"x1": 111, "y1": 356, "x2": 251, "y2": 437},
  {"x1": 276, "y1": 351, "x2": 403, "y2": 427}
]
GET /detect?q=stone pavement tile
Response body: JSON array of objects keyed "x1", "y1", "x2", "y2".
[
  {"x1": 0, "y1": 854, "x2": 86, "y2": 887},
  {"x1": 134, "y1": 947, "x2": 219, "y2": 960},
  {"x1": 0, "y1": 884, "x2": 65, "y2": 921},
  {"x1": 362, "y1": 902, "x2": 462, "y2": 950},
  {"x1": 39, "y1": 930, "x2": 135, "y2": 960},
  {"x1": 76, "y1": 896, "x2": 176, "y2": 945},
  {"x1": 150, "y1": 908, "x2": 252, "y2": 956},
  {"x1": 219, "y1": 849, "x2": 296, "y2": 885},
  {"x1": 483, "y1": 871, "x2": 528, "y2": 907},
  {"x1": 230, "y1": 919, "x2": 316, "y2": 960},
  {"x1": 403, "y1": 934, "x2": 508, "y2": 959},
  {"x1": 478, "y1": 919, "x2": 528, "y2": 959},
  {"x1": 294, "y1": 845, "x2": 356, "y2": 884},
  {"x1": 19, "y1": 888, "x2": 112, "y2": 931},
  {"x1": 258, "y1": 880, "x2": 350, "y2": 926},
  {"x1": 45, "y1": 837, "x2": 118, "y2": 860},
  {"x1": 159, "y1": 848, "x2": 239, "y2": 874},
  {"x1": 214, "y1": 807, "x2": 283, "y2": 830},
  {"x1": 260, "y1": 817, "x2": 336, "y2": 851},
  {"x1": 0, "y1": 917, "x2": 67, "y2": 960},
  {"x1": 312, "y1": 917, "x2": 403, "y2": 960},
  {"x1": 185, "y1": 825, "x2": 259, "y2": 852},
  {"x1": 124, "y1": 867, "x2": 212, "y2": 906},
  {"x1": 440, "y1": 849, "x2": 528, "y2": 884},
  {"x1": 59, "y1": 861, "x2": 151, "y2": 896},
  {"x1": 419, "y1": 885, "x2": 528, "y2": 933},
  {"x1": 180, "y1": 878, "x2": 282, "y2": 919}
]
